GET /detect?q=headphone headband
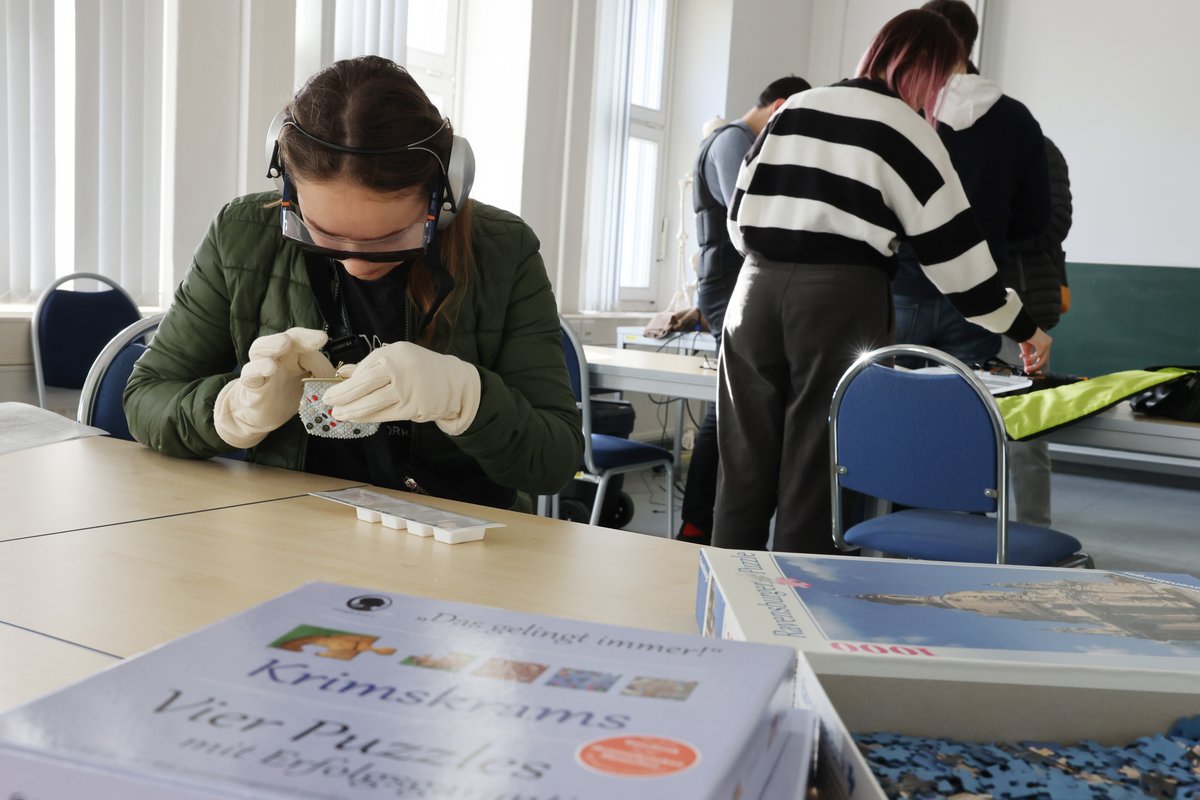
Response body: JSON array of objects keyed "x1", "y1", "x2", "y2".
[{"x1": 265, "y1": 109, "x2": 474, "y2": 229}]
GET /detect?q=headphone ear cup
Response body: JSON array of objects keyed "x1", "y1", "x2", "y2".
[
  {"x1": 265, "y1": 109, "x2": 288, "y2": 191},
  {"x1": 437, "y1": 135, "x2": 475, "y2": 229}
]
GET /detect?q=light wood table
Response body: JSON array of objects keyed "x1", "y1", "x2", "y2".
[
  {"x1": 0, "y1": 624, "x2": 119, "y2": 710},
  {"x1": 0, "y1": 436, "x2": 361, "y2": 541},
  {"x1": 0, "y1": 491, "x2": 703, "y2": 674}
]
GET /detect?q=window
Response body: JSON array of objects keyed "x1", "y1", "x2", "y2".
[
  {"x1": 2, "y1": 0, "x2": 165, "y2": 307},
  {"x1": 581, "y1": 0, "x2": 674, "y2": 311},
  {"x1": 2, "y1": 1, "x2": 460, "y2": 309},
  {"x1": 620, "y1": 0, "x2": 670, "y2": 301},
  {"x1": 405, "y1": 0, "x2": 459, "y2": 115},
  {"x1": 329, "y1": 0, "x2": 458, "y2": 114}
]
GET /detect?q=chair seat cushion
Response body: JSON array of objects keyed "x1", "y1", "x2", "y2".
[
  {"x1": 588, "y1": 434, "x2": 672, "y2": 471},
  {"x1": 844, "y1": 508, "x2": 1085, "y2": 566}
]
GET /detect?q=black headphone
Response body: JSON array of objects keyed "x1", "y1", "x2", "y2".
[{"x1": 265, "y1": 109, "x2": 475, "y2": 230}]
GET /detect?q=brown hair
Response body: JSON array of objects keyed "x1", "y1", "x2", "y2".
[
  {"x1": 921, "y1": 0, "x2": 978, "y2": 55},
  {"x1": 856, "y1": 9, "x2": 965, "y2": 127},
  {"x1": 279, "y1": 55, "x2": 472, "y2": 342}
]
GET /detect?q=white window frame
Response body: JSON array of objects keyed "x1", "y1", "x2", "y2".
[
  {"x1": 617, "y1": 0, "x2": 674, "y2": 308},
  {"x1": 405, "y1": 0, "x2": 460, "y2": 116}
]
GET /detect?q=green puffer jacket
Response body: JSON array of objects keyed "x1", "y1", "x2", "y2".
[{"x1": 125, "y1": 192, "x2": 583, "y2": 504}]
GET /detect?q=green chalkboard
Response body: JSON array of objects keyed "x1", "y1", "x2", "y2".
[{"x1": 1051, "y1": 263, "x2": 1200, "y2": 377}]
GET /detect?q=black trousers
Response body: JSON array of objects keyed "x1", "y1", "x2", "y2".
[
  {"x1": 712, "y1": 259, "x2": 893, "y2": 555},
  {"x1": 678, "y1": 265, "x2": 741, "y2": 541}
]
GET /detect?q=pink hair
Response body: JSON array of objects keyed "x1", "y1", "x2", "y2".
[{"x1": 855, "y1": 9, "x2": 965, "y2": 127}]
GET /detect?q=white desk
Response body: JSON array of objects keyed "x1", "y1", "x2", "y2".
[
  {"x1": 585, "y1": 346, "x2": 718, "y2": 464},
  {"x1": 583, "y1": 346, "x2": 1200, "y2": 472},
  {"x1": 585, "y1": 345, "x2": 716, "y2": 402},
  {"x1": 615, "y1": 325, "x2": 717, "y2": 353},
  {"x1": 1044, "y1": 404, "x2": 1200, "y2": 475}
]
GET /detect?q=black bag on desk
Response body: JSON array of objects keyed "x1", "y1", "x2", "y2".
[{"x1": 1129, "y1": 369, "x2": 1200, "y2": 422}]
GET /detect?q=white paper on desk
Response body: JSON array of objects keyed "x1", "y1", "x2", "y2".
[
  {"x1": 0, "y1": 402, "x2": 107, "y2": 455},
  {"x1": 910, "y1": 366, "x2": 1033, "y2": 395}
]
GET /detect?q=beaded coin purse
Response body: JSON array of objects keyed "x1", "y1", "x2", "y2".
[{"x1": 298, "y1": 377, "x2": 380, "y2": 439}]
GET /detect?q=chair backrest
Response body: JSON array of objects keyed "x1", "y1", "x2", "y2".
[
  {"x1": 31, "y1": 272, "x2": 141, "y2": 408},
  {"x1": 559, "y1": 316, "x2": 599, "y2": 469},
  {"x1": 77, "y1": 314, "x2": 165, "y2": 441},
  {"x1": 830, "y1": 343, "x2": 1009, "y2": 517}
]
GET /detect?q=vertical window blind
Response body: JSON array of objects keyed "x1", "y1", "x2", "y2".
[{"x1": 1, "y1": 0, "x2": 164, "y2": 307}]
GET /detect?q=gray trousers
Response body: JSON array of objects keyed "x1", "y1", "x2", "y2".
[
  {"x1": 1010, "y1": 440, "x2": 1053, "y2": 526},
  {"x1": 997, "y1": 338, "x2": 1053, "y2": 526},
  {"x1": 712, "y1": 259, "x2": 892, "y2": 554}
]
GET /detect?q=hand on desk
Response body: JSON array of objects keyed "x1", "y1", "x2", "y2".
[
  {"x1": 323, "y1": 342, "x2": 481, "y2": 436},
  {"x1": 214, "y1": 328, "x2": 336, "y2": 448},
  {"x1": 1020, "y1": 328, "x2": 1053, "y2": 375}
]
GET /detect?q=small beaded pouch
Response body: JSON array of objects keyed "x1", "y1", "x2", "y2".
[{"x1": 298, "y1": 377, "x2": 380, "y2": 439}]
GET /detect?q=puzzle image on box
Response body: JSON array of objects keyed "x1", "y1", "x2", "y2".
[
  {"x1": 400, "y1": 651, "x2": 477, "y2": 672},
  {"x1": 471, "y1": 657, "x2": 549, "y2": 683},
  {"x1": 772, "y1": 556, "x2": 1200, "y2": 657},
  {"x1": 268, "y1": 624, "x2": 397, "y2": 660},
  {"x1": 545, "y1": 667, "x2": 622, "y2": 693},
  {"x1": 621, "y1": 676, "x2": 698, "y2": 701},
  {"x1": 855, "y1": 714, "x2": 1200, "y2": 800}
]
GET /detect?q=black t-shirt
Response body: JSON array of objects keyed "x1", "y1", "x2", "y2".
[
  {"x1": 300, "y1": 257, "x2": 516, "y2": 508},
  {"x1": 304, "y1": 261, "x2": 414, "y2": 486}
]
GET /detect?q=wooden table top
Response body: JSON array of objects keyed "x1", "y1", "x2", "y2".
[
  {"x1": 0, "y1": 491, "x2": 702, "y2": 665},
  {"x1": 0, "y1": 625, "x2": 119, "y2": 711},
  {"x1": 0, "y1": 437, "x2": 361, "y2": 541}
]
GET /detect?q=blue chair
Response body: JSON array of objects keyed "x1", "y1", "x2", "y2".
[
  {"x1": 558, "y1": 317, "x2": 675, "y2": 535},
  {"x1": 77, "y1": 314, "x2": 165, "y2": 441},
  {"x1": 32, "y1": 272, "x2": 141, "y2": 409},
  {"x1": 829, "y1": 344, "x2": 1092, "y2": 567}
]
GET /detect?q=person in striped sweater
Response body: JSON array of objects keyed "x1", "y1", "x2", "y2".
[{"x1": 711, "y1": 9, "x2": 1053, "y2": 555}]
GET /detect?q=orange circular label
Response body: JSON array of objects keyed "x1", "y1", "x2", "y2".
[{"x1": 577, "y1": 734, "x2": 700, "y2": 777}]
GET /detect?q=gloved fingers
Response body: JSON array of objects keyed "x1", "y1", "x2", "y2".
[
  {"x1": 247, "y1": 332, "x2": 295, "y2": 361},
  {"x1": 284, "y1": 327, "x2": 330, "y2": 354},
  {"x1": 327, "y1": 394, "x2": 407, "y2": 423},
  {"x1": 239, "y1": 357, "x2": 280, "y2": 390},
  {"x1": 322, "y1": 370, "x2": 393, "y2": 407},
  {"x1": 298, "y1": 349, "x2": 337, "y2": 379},
  {"x1": 335, "y1": 363, "x2": 358, "y2": 379}
]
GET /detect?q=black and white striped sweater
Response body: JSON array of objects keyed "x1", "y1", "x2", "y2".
[{"x1": 728, "y1": 77, "x2": 1036, "y2": 341}]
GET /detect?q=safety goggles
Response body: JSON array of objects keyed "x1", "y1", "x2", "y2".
[{"x1": 280, "y1": 177, "x2": 440, "y2": 263}]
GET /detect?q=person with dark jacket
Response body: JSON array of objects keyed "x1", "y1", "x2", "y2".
[
  {"x1": 895, "y1": 0, "x2": 1068, "y2": 527},
  {"x1": 892, "y1": 6, "x2": 1051, "y2": 370},
  {"x1": 996, "y1": 135, "x2": 1073, "y2": 526},
  {"x1": 679, "y1": 75, "x2": 811, "y2": 546},
  {"x1": 1008, "y1": 136, "x2": 1072, "y2": 330},
  {"x1": 125, "y1": 56, "x2": 582, "y2": 512}
]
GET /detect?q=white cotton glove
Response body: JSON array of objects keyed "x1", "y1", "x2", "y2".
[
  {"x1": 213, "y1": 328, "x2": 336, "y2": 448},
  {"x1": 322, "y1": 342, "x2": 481, "y2": 436}
]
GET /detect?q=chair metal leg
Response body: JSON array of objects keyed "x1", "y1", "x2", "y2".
[
  {"x1": 590, "y1": 473, "x2": 614, "y2": 527},
  {"x1": 665, "y1": 464, "x2": 675, "y2": 538}
]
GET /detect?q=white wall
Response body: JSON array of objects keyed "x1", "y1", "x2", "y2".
[
  {"x1": 166, "y1": 1, "x2": 245, "y2": 285},
  {"x1": 982, "y1": 0, "x2": 1200, "y2": 268},
  {"x1": 519, "y1": 0, "x2": 575, "y2": 306},
  {"x1": 457, "y1": 0, "x2": 531, "y2": 215}
]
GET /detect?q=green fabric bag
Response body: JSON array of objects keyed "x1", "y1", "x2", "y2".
[{"x1": 996, "y1": 368, "x2": 1194, "y2": 441}]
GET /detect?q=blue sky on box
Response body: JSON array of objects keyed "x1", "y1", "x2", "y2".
[{"x1": 773, "y1": 556, "x2": 1200, "y2": 658}]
